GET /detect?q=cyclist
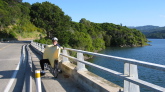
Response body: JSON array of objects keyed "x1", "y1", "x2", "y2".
[{"x1": 39, "y1": 37, "x2": 62, "y2": 76}]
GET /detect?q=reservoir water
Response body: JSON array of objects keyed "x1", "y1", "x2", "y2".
[{"x1": 87, "y1": 39, "x2": 165, "y2": 92}]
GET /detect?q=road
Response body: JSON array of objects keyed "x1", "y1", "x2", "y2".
[
  {"x1": 0, "y1": 42, "x2": 86, "y2": 92},
  {"x1": 0, "y1": 42, "x2": 28, "y2": 92}
]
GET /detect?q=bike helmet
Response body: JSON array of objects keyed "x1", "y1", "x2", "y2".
[{"x1": 52, "y1": 37, "x2": 58, "y2": 41}]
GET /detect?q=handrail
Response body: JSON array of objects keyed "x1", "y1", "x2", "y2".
[
  {"x1": 64, "y1": 48, "x2": 165, "y2": 72},
  {"x1": 31, "y1": 41, "x2": 165, "y2": 92},
  {"x1": 60, "y1": 54, "x2": 165, "y2": 92}
]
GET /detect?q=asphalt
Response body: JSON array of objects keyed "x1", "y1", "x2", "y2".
[
  {"x1": 0, "y1": 43, "x2": 28, "y2": 92},
  {"x1": 29, "y1": 45, "x2": 86, "y2": 92},
  {"x1": 0, "y1": 42, "x2": 86, "y2": 92}
]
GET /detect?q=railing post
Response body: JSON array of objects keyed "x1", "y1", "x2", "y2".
[
  {"x1": 36, "y1": 43, "x2": 38, "y2": 49},
  {"x1": 124, "y1": 63, "x2": 129, "y2": 92},
  {"x1": 124, "y1": 63, "x2": 140, "y2": 92},
  {"x1": 130, "y1": 64, "x2": 139, "y2": 92},
  {"x1": 31, "y1": 41, "x2": 33, "y2": 46},
  {"x1": 39, "y1": 43, "x2": 42, "y2": 51},
  {"x1": 35, "y1": 42, "x2": 37, "y2": 48},
  {"x1": 77, "y1": 52, "x2": 87, "y2": 71},
  {"x1": 37, "y1": 43, "x2": 39, "y2": 50},
  {"x1": 41, "y1": 44, "x2": 44, "y2": 52},
  {"x1": 33, "y1": 42, "x2": 35, "y2": 48},
  {"x1": 40, "y1": 44, "x2": 42, "y2": 52},
  {"x1": 62, "y1": 49, "x2": 69, "y2": 62},
  {"x1": 35, "y1": 70, "x2": 42, "y2": 92},
  {"x1": 38, "y1": 43, "x2": 40, "y2": 51},
  {"x1": 36, "y1": 42, "x2": 38, "y2": 49}
]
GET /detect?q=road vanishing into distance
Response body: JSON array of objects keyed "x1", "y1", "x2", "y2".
[{"x1": 0, "y1": 42, "x2": 85, "y2": 92}]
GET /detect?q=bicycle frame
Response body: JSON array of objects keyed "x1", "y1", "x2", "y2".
[{"x1": 44, "y1": 60, "x2": 59, "y2": 78}]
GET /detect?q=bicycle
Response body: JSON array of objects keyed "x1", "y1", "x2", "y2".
[
  {"x1": 44, "y1": 60, "x2": 62, "y2": 78},
  {"x1": 42, "y1": 43, "x2": 63, "y2": 78}
]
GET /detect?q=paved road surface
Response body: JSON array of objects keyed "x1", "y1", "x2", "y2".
[
  {"x1": 0, "y1": 42, "x2": 86, "y2": 92},
  {"x1": 0, "y1": 42, "x2": 28, "y2": 92}
]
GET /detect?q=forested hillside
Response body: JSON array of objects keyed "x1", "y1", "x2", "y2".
[
  {"x1": 147, "y1": 30, "x2": 165, "y2": 39},
  {"x1": 129, "y1": 25, "x2": 165, "y2": 39},
  {"x1": 0, "y1": 0, "x2": 148, "y2": 52},
  {"x1": 0, "y1": 0, "x2": 46, "y2": 40}
]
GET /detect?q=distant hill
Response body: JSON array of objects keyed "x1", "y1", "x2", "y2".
[{"x1": 128, "y1": 25, "x2": 165, "y2": 39}]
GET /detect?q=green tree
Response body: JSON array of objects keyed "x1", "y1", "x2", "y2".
[{"x1": 30, "y1": 1, "x2": 72, "y2": 38}]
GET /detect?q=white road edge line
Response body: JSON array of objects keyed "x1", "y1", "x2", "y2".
[{"x1": 4, "y1": 45, "x2": 25, "y2": 92}]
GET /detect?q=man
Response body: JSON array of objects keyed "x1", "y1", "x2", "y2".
[{"x1": 40, "y1": 37, "x2": 62, "y2": 76}]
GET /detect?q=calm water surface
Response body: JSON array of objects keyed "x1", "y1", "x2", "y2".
[{"x1": 87, "y1": 39, "x2": 165, "y2": 92}]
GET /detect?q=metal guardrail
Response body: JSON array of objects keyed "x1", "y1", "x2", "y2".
[
  {"x1": 22, "y1": 45, "x2": 33, "y2": 92},
  {"x1": 64, "y1": 48, "x2": 165, "y2": 72},
  {"x1": 31, "y1": 41, "x2": 165, "y2": 92}
]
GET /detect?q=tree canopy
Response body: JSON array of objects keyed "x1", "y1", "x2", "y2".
[
  {"x1": 0, "y1": 0, "x2": 148, "y2": 52},
  {"x1": 0, "y1": 0, "x2": 45, "y2": 39}
]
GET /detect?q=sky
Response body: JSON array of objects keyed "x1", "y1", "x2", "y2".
[{"x1": 23, "y1": 0, "x2": 165, "y2": 27}]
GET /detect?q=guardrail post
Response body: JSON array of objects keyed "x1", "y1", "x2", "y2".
[
  {"x1": 35, "y1": 42, "x2": 37, "y2": 48},
  {"x1": 39, "y1": 43, "x2": 42, "y2": 51},
  {"x1": 62, "y1": 49, "x2": 69, "y2": 62},
  {"x1": 38, "y1": 43, "x2": 40, "y2": 51},
  {"x1": 32, "y1": 42, "x2": 35, "y2": 47},
  {"x1": 36, "y1": 43, "x2": 38, "y2": 49},
  {"x1": 33, "y1": 42, "x2": 35, "y2": 48},
  {"x1": 77, "y1": 52, "x2": 87, "y2": 71},
  {"x1": 41, "y1": 44, "x2": 44, "y2": 52},
  {"x1": 37, "y1": 43, "x2": 39, "y2": 50},
  {"x1": 35, "y1": 42, "x2": 38, "y2": 49},
  {"x1": 33, "y1": 42, "x2": 35, "y2": 47},
  {"x1": 40, "y1": 44, "x2": 43, "y2": 51},
  {"x1": 124, "y1": 63, "x2": 140, "y2": 92},
  {"x1": 35, "y1": 70, "x2": 42, "y2": 92},
  {"x1": 124, "y1": 63, "x2": 129, "y2": 92}
]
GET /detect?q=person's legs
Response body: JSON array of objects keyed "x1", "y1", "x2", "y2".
[
  {"x1": 54, "y1": 60, "x2": 62, "y2": 73},
  {"x1": 39, "y1": 59, "x2": 50, "y2": 75}
]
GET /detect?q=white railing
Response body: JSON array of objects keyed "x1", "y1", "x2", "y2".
[{"x1": 31, "y1": 41, "x2": 165, "y2": 92}]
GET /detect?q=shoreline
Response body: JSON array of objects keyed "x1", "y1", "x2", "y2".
[{"x1": 84, "y1": 44, "x2": 151, "y2": 60}]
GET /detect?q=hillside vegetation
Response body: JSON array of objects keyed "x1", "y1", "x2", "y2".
[
  {"x1": 129, "y1": 25, "x2": 165, "y2": 39},
  {"x1": 0, "y1": 0, "x2": 148, "y2": 52},
  {"x1": 0, "y1": 0, "x2": 46, "y2": 40}
]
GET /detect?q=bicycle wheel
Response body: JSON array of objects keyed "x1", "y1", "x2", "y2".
[
  {"x1": 53, "y1": 60, "x2": 58, "y2": 78},
  {"x1": 53, "y1": 68, "x2": 58, "y2": 78},
  {"x1": 48, "y1": 65, "x2": 53, "y2": 73}
]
